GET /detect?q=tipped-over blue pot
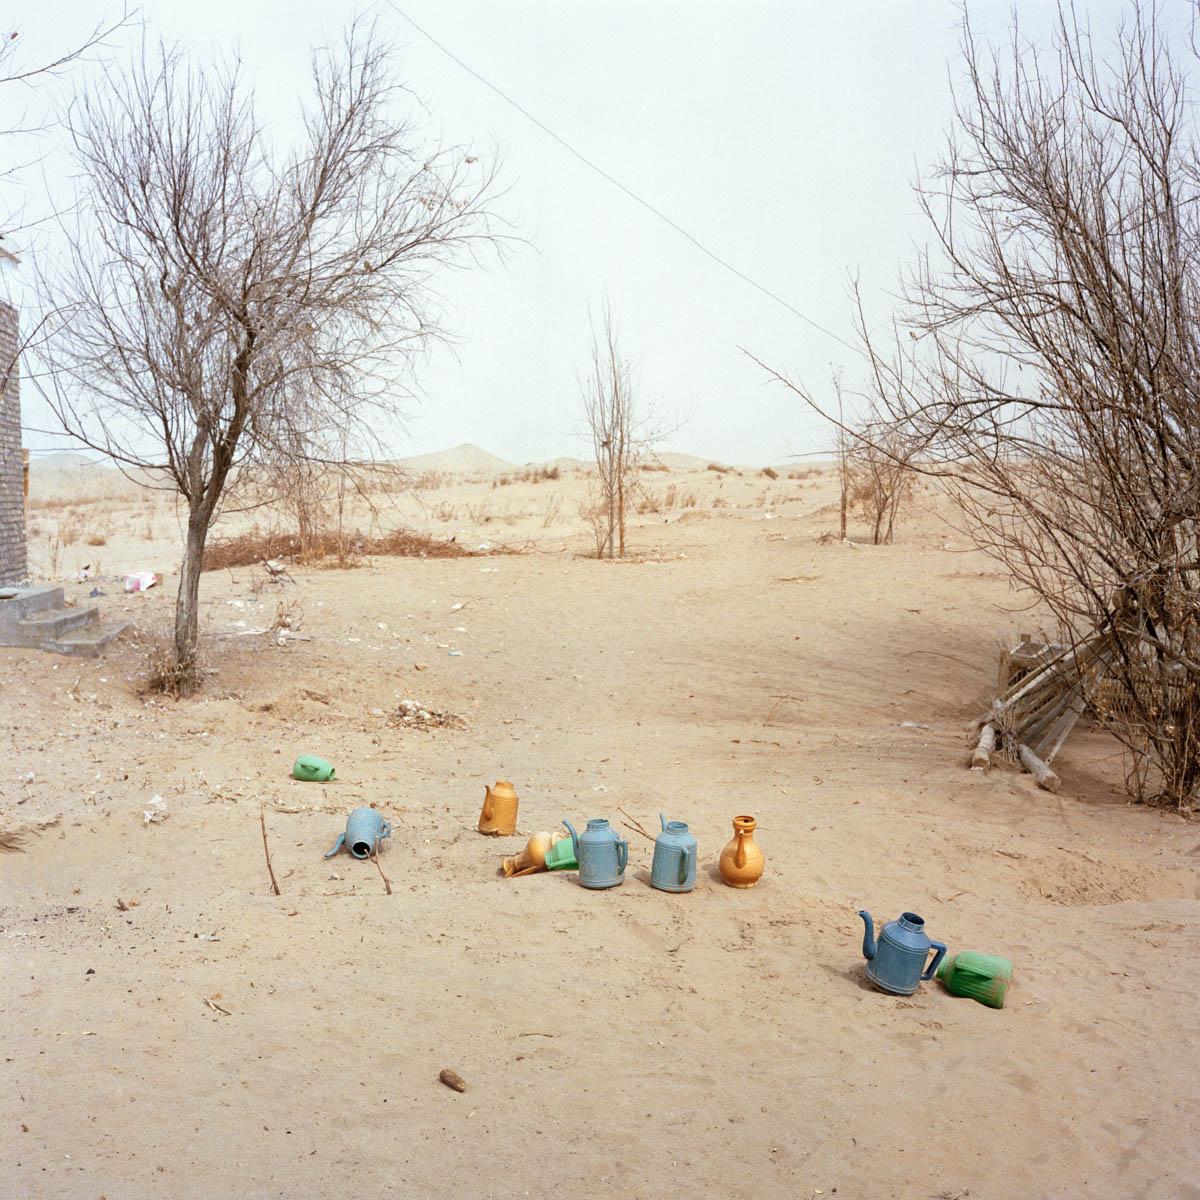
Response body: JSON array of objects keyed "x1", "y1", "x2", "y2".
[
  {"x1": 858, "y1": 910, "x2": 946, "y2": 995},
  {"x1": 326, "y1": 807, "x2": 391, "y2": 859}
]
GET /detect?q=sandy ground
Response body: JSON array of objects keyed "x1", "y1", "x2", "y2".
[{"x1": 3, "y1": 455, "x2": 1199, "y2": 1199}]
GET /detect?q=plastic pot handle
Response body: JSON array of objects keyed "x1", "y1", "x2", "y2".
[{"x1": 923, "y1": 941, "x2": 948, "y2": 981}]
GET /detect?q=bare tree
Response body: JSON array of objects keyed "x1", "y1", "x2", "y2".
[
  {"x1": 37, "y1": 25, "x2": 499, "y2": 689},
  {"x1": 581, "y1": 305, "x2": 654, "y2": 558},
  {"x1": 772, "y1": 3, "x2": 1200, "y2": 807}
]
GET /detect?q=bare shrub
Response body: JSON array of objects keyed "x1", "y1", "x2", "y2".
[
  {"x1": 760, "y1": 466, "x2": 779, "y2": 480},
  {"x1": 541, "y1": 493, "x2": 563, "y2": 527},
  {"x1": 580, "y1": 305, "x2": 665, "y2": 557},
  {"x1": 86, "y1": 533, "x2": 107, "y2": 546}
]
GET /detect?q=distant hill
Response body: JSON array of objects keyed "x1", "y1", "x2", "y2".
[
  {"x1": 28, "y1": 451, "x2": 110, "y2": 474},
  {"x1": 395, "y1": 443, "x2": 516, "y2": 473}
]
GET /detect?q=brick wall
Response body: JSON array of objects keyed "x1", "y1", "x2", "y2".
[{"x1": 0, "y1": 302, "x2": 26, "y2": 584}]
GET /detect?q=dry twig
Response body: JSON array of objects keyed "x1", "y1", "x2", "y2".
[
  {"x1": 260, "y1": 803, "x2": 281, "y2": 896},
  {"x1": 617, "y1": 806, "x2": 655, "y2": 842},
  {"x1": 372, "y1": 837, "x2": 392, "y2": 895}
]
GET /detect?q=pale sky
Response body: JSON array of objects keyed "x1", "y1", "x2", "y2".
[{"x1": 3, "y1": 0, "x2": 1157, "y2": 465}]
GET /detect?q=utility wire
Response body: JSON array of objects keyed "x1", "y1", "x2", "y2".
[{"x1": 384, "y1": 1, "x2": 857, "y2": 354}]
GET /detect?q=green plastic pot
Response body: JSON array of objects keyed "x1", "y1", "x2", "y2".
[
  {"x1": 543, "y1": 837, "x2": 577, "y2": 871},
  {"x1": 293, "y1": 754, "x2": 336, "y2": 782},
  {"x1": 937, "y1": 951, "x2": 1013, "y2": 1009}
]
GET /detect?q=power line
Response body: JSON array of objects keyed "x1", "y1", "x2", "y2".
[{"x1": 383, "y1": 1, "x2": 857, "y2": 354}]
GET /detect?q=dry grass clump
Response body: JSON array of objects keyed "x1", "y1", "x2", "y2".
[
  {"x1": 203, "y1": 531, "x2": 308, "y2": 569},
  {"x1": 641, "y1": 462, "x2": 671, "y2": 473},
  {"x1": 366, "y1": 529, "x2": 474, "y2": 558},
  {"x1": 706, "y1": 462, "x2": 736, "y2": 475},
  {"x1": 136, "y1": 631, "x2": 205, "y2": 698},
  {"x1": 760, "y1": 466, "x2": 779, "y2": 480},
  {"x1": 494, "y1": 464, "x2": 561, "y2": 488},
  {"x1": 411, "y1": 470, "x2": 449, "y2": 490}
]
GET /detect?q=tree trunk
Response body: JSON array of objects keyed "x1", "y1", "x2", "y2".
[{"x1": 174, "y1": 511, "x2": 209, "y2": 693}]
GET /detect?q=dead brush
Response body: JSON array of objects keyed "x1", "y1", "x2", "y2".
[
  {"x1": 203, "y1": 526, "x2": 516, "y2": 571},
  {"x1": 137, "y1": 630, "x2": 205, "y2": 698},
  {"x1": 269, "y1": 598, "x2": 303, "y2": 638}
]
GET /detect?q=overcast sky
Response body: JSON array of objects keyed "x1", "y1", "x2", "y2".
[{"x1": 4, "y1": 0, "x2": 1159, "y2": 465}]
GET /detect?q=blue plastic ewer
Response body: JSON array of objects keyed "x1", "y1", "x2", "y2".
[
  {"x1": 650, "y1": 814, "x2": 697, "y2": 893},
  {"x1": 563, "y1": 819, "x2": 628, "y2": 889},
  {"x1": 858, "y1": 910, "x2": 947, "y2": 995}
]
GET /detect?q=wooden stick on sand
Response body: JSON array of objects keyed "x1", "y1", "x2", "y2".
[
  {"x1": 372, "y1": 838, "x2": 393, "y2": 895},
  {"x1": 260, "y1": 803, "x2": 281, "y2": 895}
]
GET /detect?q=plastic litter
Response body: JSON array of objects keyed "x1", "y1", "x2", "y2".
[
  {"x1": 143, "y1": 795, "x2": 169, "y2": 825},
  {"x1": 124, "y1": 571, "x2": 158, "y2": 593}
]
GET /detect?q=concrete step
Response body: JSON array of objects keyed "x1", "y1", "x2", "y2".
[
  {"x1": 0, "y1": 586, "x2": 67, "y2": 629},
  {"x1": 52, "y1": 620, "x2": 134, "y2": 658},
  {"x1": 18, "y1": 606, "x2": 101, "y2": 640}
]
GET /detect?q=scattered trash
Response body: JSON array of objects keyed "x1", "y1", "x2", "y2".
[
  {"x1": 88, "y1": 587, "x2": 105, "y2": 598},
  {"x1": 857, "y1": 910, "x2": 947, "y2": 995},
  {"x1": 448, "y1": 650, "x2": 463, "y2": 657},
  {"x1": 502, "y1": 830, "x2": 569, "y2": 877},
  {"x1": 562, "y1": 819, "x2": 628, "y2": 889},
  {"x1": 937, "y1": 951, "x2": 1013, "y2": 1009},
  {"x1": 262, "y1": 558, "x2": 294, "y2": 585},
  {"x1": 385, "y1": 699, "x2": 467, "y2": 731},
  {"x1": 326, "y1": 806, "x2": 391, "y2": 859},
  {"x1": 124, "y1": 571, "x2": 158, "y2": 593},
  {"x1": 438, "y1": 1068, "x2": 467, "y2": 1093},
  {"x1": 143, "y1": 795, "x2": 169, "y2": 825},
  {"x1": 293, "y1": 754, "x2": 336, "y2": 782},
  {"x1": 478, "y1": 781, "x2": 519, "y2": 836}
]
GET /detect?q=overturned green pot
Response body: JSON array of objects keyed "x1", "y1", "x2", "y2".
[
  {"x1": 293, "y1": 754, "x2": 336, "y2": 782},
  {"x1": 937, "y1": 951, "x2": 1013, "y2": 1009}
]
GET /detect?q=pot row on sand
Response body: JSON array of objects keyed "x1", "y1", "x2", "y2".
[
  {"x1": 310, "y1": 767, "x2": 1012, "y2": 1008},
  {"x1": 482, "y1": 781, "x2": 764, "y2": 892}
]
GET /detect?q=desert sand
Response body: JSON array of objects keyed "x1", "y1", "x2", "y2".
[{"x1": 2, "y1": 451, "x2": 1198, "y2": 1199}]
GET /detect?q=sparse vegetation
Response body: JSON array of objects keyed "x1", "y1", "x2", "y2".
[{"x1": 202, "y1": 527, "x2": 475, "y2": 570}]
